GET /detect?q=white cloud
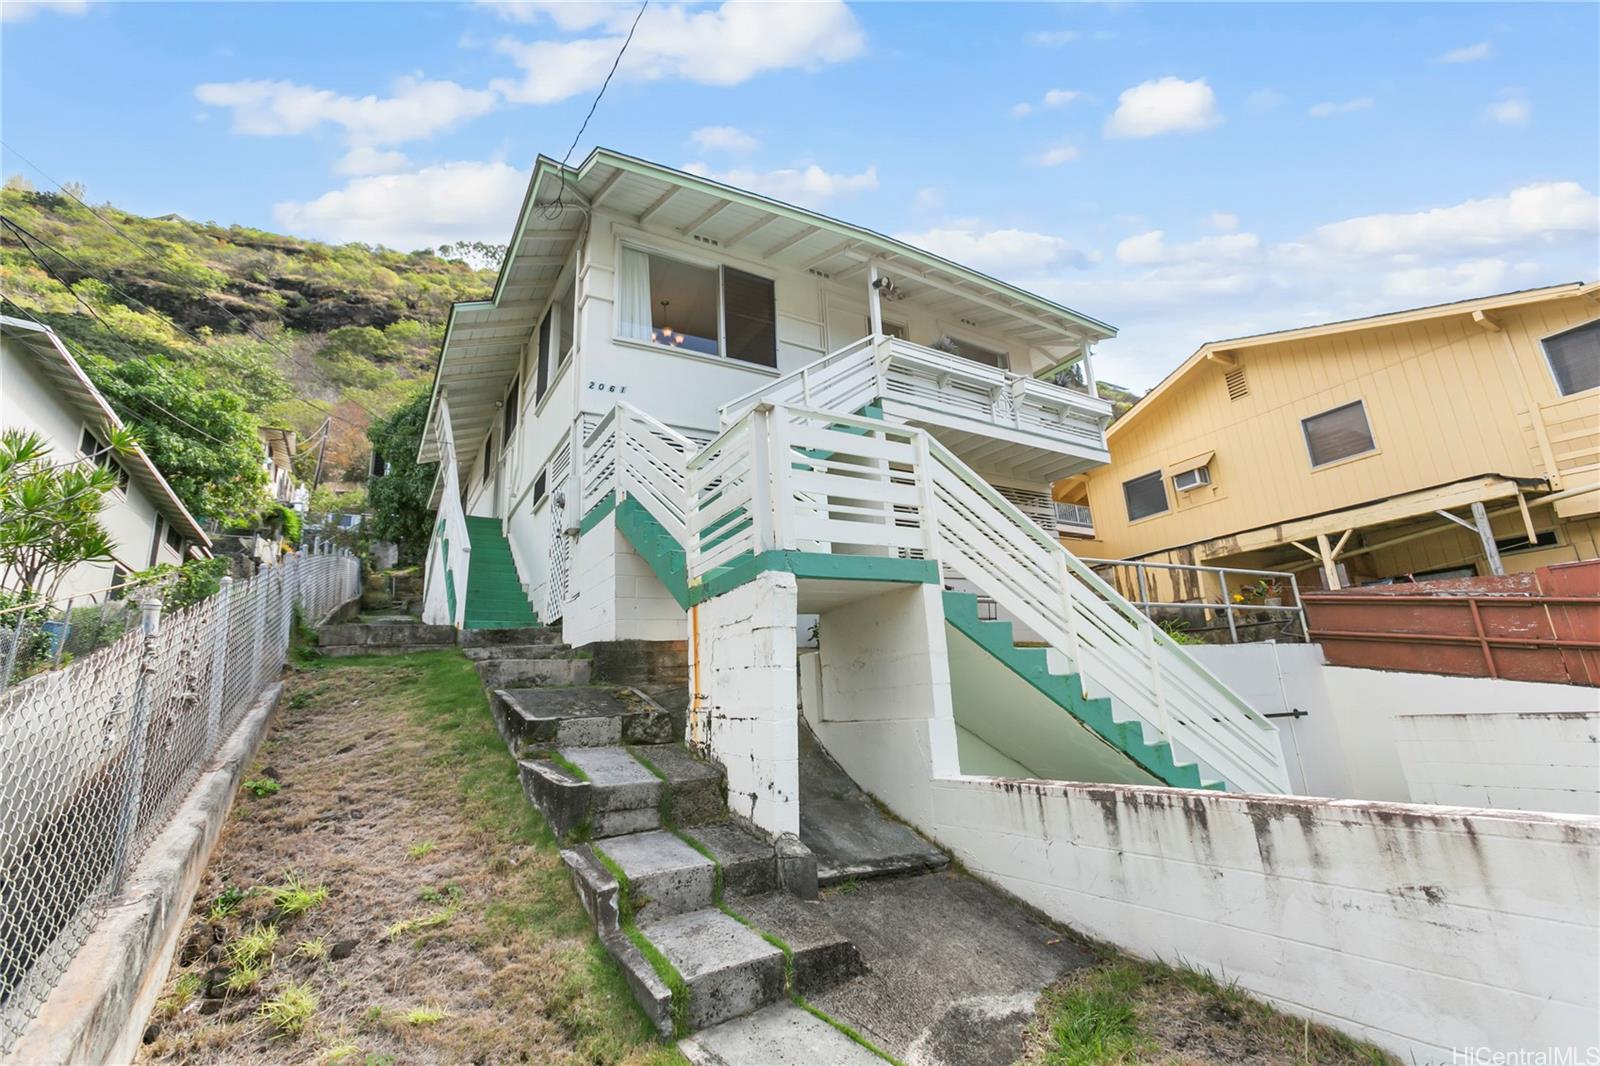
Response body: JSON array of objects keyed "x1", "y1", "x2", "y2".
[
  {"x1": 690, "y1": 125, "x2": 759, "y2": 152},
  {"x1": 1311, "y1": 182, "x2": 1599, "y2": 257},
  {"x1": 1010, "y1": 102, "x2": 1034, "y2": 118},
  {"x1": 1209, "y1": 211, "x2": 1240, "y2": 232},
  {"x1": 1115, "y1": 230, "x2": 1260, "y2": 265},
  {"x1": 336, "y1": 146, "x2": 411, "y2": 176},
  {"x1": 1028, "y1": 29, "x2": 1079, "y2": 46},
  {"x1": 1104, "y1": 77, "x2": 1222, "y2": 139},
  {"x1": 1438, "y1": 41, "x2": 1492, "y2": 64},
  {"x1": 1043, "y1": 88, "x2": 1083, "y2": 108},
  {"x1": 491, "y1": 1, "x2": 865, "y2": 104},
  {"x1": 1486, "y1": 92, "x2": 1531, "y2": 126},
  {"x1": 896, "y1": 224, "x2": 1089, "y2": 273},
  {"x1": 475, "y1": 1, "x2": 622, "y2": 31},
  {"x1": 912, "y1": 186, "x2": 945, "y2": 213},
  {"x1": 195, "y1": 75, "x2": 497, "y2": 146},
  {"x1": 0, "y1": 0, "x2": 87, "y2": 21},
  {"x1": 1308, "y1": 96, "x2": 1374, "y2": 118},
  {"x1": 1383, "y1": 258, "x2": 1510, "y2": 300},
  {"x1": 274, "y1": 160, "x2": 530, "y2": 249},
  {"x1": 680, "y1": 162, "x2": 877, "y2": 206},
  {"x1": 1032, "y1": 143, "x2": 1081, "y2": 167}
]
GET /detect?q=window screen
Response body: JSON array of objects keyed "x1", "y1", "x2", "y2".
[
  {"x1": 1302, "y1": 401, "x2": 1375, "y2": 467},
  {"x1": 1542, "y1": 320, "x2": 1600, "y2": 396},
  {"x1": 723, "y1": 267, "x2": 777, "y2": 367},
  {"x1": 1122, "y1": 471, "x2": 1169, "y2": 521}
]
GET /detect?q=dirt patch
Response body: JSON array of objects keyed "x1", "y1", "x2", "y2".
[
  {"x1": 138, "y1": 650, "x2": 681, "y2": 1066},
  {"x1": 1019, "y1": 959, "x2": 1394, "y2": 1065}
]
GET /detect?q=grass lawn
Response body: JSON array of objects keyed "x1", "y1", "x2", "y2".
[{"x1": 139, "y1": 648, "x2": 683, "y2": 1065}]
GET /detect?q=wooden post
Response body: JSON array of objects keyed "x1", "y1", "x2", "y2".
[
  {"x1": 1316, "y1": 532, "x2": 1342, "y2": 590},
  {"x1": 867, "y1": 260, "x2": 884, "y2": 338},
  {"x1": 1471, "y1": 501, "x2": 1506, "y2": 577},
  {"x1": 749, "y1": 406, "x2": 775, "y2": 553}
]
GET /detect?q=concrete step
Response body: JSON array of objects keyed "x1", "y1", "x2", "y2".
[
  {"x1": 519, "y1": 746, "x2": 663, "y2": 840},
  {"x1": 491, "y1": 686, "x2": 678, "y2": 752},
  {"x1": 733, "y1": 891, "x2": 864, "y2": 995},
  {"x1": 458, "y1": 625, "x2": 563, "y2": 647},
  {"x1": 631, "y1": 744, "x2": 725, "y2": 828},
  {"x1": 595, "y1": 830, "x2": 718, "y2": 921},
  {"x1": 477, "y1": 656, "x2": 592, "y2": 689},
  {"x1": 682, "y1": 822, "x2": 782, "y2": 898},
  {"x1": 641, "y1": 907, "x2": 787, "y2": 1033},
  {"x1": 316, "y1": 620, "x2": 456, "y2": 656},
  {"x1": 463, "y1": 642, "x2": 573, "y2": 661},
  {"x1": 679, "y1": 1002, "x2": 884, "y2": 1066}
]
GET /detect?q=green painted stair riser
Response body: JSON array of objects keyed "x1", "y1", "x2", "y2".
[
  {"x1": 942, "y1": 591, "x2": 1215, "y2": 791},
  {"x1": 461, "y1": 516, "x2": 540, "y2": 629}
]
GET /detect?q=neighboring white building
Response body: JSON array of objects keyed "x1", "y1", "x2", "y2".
[
  {"x1": 259, "y1": 426, "x2": 298, "y2": 505},
  {"x1": 1, "y1": 316, "x2": 211, "y2": 601}
]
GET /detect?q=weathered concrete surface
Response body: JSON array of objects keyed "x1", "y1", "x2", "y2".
[
  {"x1": 490, "y1": 686, "x2": 674, "y2": 752},
  {"x1": 733, "y1": 891, "x2": 864, "y2": 994},
  {"x1": 462, "y1": 642, "x2": 572, "y2": 661},
  {"x1": 685, "y1": 822, "x2": 779, "y2": 897},
  {"x1": 642, "y1": 908, "x2": 786, "y2": 1031},
  {"x1": 679, "y1": 1002, "x2": 883, "y2": 1065},
  {"x1": 588, "y1": 638, "x2": 689, "y2": 687},
  {"x1": 806, "y1": 871, "x2": 1095, "y2": 1066},
  {"x1": 595, "y1": 831, "x2": 716, "y2": 919},
  {"x1": 561, "y1": 844, "x2": 623, "y2": 937},
  {"x1": 317, "y1": 620, "x2": 456, "y2": 656},
  {"x1": 798, "y1": 723, "x2": 946, "y2": 885},
  {"x1": 476, "y1": 655, "x2": 591, "y2": 689},
  {"x1": 518, "y1": 748, "x2": 665, "y2": 840},
  {"x1": 634, "y1": 743, "x2": 725, "y2": 826},
  {"x1": 605, "y1": 929, "x2": 676, "y2": 1037},
  {"x1": 10, "y1": 683, "x2": 285, "y2": 1066},
  {"x1": 458, "y1": 625, "x2": 563, "y2": 647}
]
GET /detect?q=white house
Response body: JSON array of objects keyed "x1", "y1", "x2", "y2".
[
  {"x1": 1, "y1": 316, "x2": 211, "y2": 601},
  {"x1": 258, "y1": 426, "x2": 298, "y2": 506},
  {"x1": 417, "y1": 148, "x2": 1288, "y2": 809}
]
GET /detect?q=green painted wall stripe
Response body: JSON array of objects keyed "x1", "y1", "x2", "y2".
[
  {"x1": 579, "y1": 491, "x2": 617, "y2": 535},
  {"x1": 942, "y1": 590, "x2": 1207, "y2": 790}
]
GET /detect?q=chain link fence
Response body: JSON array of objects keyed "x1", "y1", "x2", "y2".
[{"x1": 0, "y1": 548, "x2": 359, "y2": 1051}]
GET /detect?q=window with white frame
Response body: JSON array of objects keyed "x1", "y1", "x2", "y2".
[
  {"x1": 1122, "y1": 470, "x2": 1169, "y2": 521},
  {"x1": 1301, "y1": 400, "x2": 1375, "y2": 468},
  {"x1": 79, "y1": 427, "x2": 129, "y2": 492},
  {"x1": 1542, "y1": 319, "x2": 1600, "y2": 396},
  {"x1": 616, "y1": 245, "x2": 776, "y2": 367}
]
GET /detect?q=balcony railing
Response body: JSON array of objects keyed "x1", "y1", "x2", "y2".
[{"x1": 1054, "y1": 502, "x2": 1093, "y2": 532}]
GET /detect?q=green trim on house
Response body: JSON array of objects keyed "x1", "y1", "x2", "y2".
[
  {"x1": 579, "y1": 491, "x2": 617, "y2": 535},
  {"x1": 692, "y1": 552, "x2": 936, "y2": 604},
  {"x1": 461, "y1": 515, "x2": 541, "y2": 630},
  {"x1": 942, "y1": 590, "x2": 1214, "y2": 791},
  {"x1": 614, "y1": 495, "x2": 692, "y2": 610}
]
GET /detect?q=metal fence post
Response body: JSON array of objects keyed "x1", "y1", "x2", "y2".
[
  {"x1": 111, "y1": 595, "x2": 164, "y2": 891},
  {"x1": 205, "y1": 577, "x2": 233, "y2": 751},
  {"x1": 50, "y1": 597, "x2": 75, "y2": 667},
  {"x1": 1, "y1": 613, "x2": 24, "y2": 692},
  {"x1": 250, "y1": 573, "x2": 267, "y2": 698}
]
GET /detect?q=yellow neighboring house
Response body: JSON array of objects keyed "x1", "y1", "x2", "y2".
[{"x1": 1058, "y1": 282, "x2": 1600, "y2": 593}]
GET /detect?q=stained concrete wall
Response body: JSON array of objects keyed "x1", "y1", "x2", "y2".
[
  {"x1": 925, "y1": 776, "x2": 1600, "y2": 1063},
  {"x1": 563, "y1": 511, "x2": 684, "y2": 648},
  {"x1": 693, "y1": 571, "x2": 800, "y2": 835},
  {"x1": 1190, "y1": 643, "x2": 1600, "y2": 811}
]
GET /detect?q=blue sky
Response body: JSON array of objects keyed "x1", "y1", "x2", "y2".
[{"x1": 4, "y1": 0, "x2": 1597, "y2": 388}]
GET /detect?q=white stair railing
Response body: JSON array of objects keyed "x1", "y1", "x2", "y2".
[
  {"x1": 718, "y1": 336, "x2": 880, "y2": 427},
  {"x1": 423, "y1": 394, "x2": 473, "y2": 628},
  {"x1": 582, "y1": 402, "x2": 695, "y2": 542}
]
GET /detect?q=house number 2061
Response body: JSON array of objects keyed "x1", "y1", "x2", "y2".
[{"x1": 586, "y1": 380, "x2": 628, "y2": 394}]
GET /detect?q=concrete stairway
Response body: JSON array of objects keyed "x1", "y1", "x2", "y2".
[
  {"x1": 470, "y1": 636, "x2": 879, "y2": 1047},
  {"x1": 461, "y1": 516, "x2": 542, "y2": 629}
]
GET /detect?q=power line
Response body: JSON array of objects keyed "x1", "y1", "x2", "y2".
[{"x1": 543, "y1": 0, "x2": 648, "y2": 220}]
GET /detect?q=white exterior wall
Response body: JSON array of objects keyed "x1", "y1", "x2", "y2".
[
  {"x1": 1, "y1": 338, "x2": 179, "y2": 600},
  {"x1": 1395, "y1": 711, "x2": 1599, "y2": 815},
  {"x1": 1190, "y1": 643, "x2": 1600, "y2": 810},
  {"x1": 927, "y1": 776, "x2": 1599, "y2": 1063},
  {"x1": 691, "y1": 571, "x2": 800, "y2": 835},
  {"x1": 563, "y1": 510, "x2": 684, "y2": 647}
]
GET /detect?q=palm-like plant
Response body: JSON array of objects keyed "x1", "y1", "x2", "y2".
[{"x1": 0, "y1": 427, "x2": 134, "y2": 602}]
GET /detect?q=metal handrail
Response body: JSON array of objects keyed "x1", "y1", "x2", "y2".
[{"x1": 1077, "y1": 556, "x2": 1311, "y2": 643}]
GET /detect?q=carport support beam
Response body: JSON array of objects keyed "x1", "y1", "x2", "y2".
[{"x1": 1470, "y1": 501, "x2": 1506, "y2": 577}]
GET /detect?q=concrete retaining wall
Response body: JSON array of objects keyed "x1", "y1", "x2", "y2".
[
  {"x1": 926, "y1": 776, "x2": 1600, "y2": 1063},
  {"x1": 1396, "y1": 711, "x2": 1599, "y2": 814},
  {"x1": 11, "y1": 682, "x2": 284, "y2": 1065},
  {"x1": 565, "y1": 511, "x2": 683, "y2": 647}
]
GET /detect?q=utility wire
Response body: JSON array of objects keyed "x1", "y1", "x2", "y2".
[{"x1": 542, "y1": 0, "x2": 648, "y2": 220}]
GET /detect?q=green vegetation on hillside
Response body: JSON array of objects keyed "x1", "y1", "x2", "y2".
[{"x1": 0, "y1": 184, "x2": 493, "y2": 523}]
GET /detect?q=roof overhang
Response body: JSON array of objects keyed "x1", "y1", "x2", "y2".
[
  {"x1": 419, "y1": 148, "x2": 1118, "y2": 475},
  {"x1": 1110, "y1": 281, "x2": 1600, "y2": 440},
  {"x1": 2, "y1": 316, "x2": 213, "y2": 548}
]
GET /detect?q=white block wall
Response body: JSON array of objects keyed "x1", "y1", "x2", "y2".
[
  {"x1": 693, "y1": 571, "x2": 800, "y2": 835},
  {"x1": 1396, "y1": 711, "x2": 1600, "y2": 815},
  {"x1": 562, "y1": 511, "x2": 685, "y2": 648},
  {"x1": 926, "y1": 777, "x2": 1600, "y2": 1063}
]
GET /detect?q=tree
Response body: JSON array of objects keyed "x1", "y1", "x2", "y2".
[
  {"x1": 0, "y1": 428, "x2": 127, "y2": 601},
  {"x1": 365, "y1": 390, "x2": 437, "y2": 565},
  {"x1": 82, "y1": 355, "x2": 269, "y2": 526}
]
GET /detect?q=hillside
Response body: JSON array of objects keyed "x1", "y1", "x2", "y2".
[{"x1": 0, "y1": 184, "x2": 495, "y2": 492}]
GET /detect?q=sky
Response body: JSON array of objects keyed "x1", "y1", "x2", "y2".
[{"x1": 3, "y1": 0, "x2": 1597, "y2": 389}]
